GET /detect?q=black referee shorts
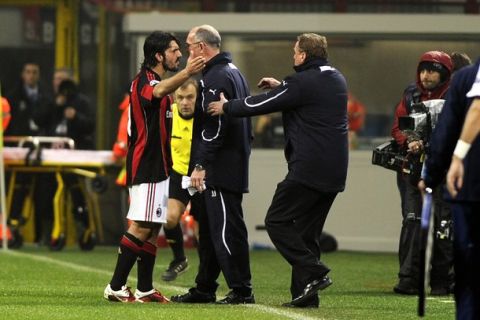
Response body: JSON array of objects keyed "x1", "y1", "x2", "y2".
[{"x1": 169, "y1": 169, "x2": 190, "y2": 206}]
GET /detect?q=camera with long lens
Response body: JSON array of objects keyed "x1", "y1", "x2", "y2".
[{"x1": 372, "y1": 99, "x2": 445, "y2": 177}]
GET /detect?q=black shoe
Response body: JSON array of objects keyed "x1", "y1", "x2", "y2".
[
  {"x1": 282, "y1": 301, "x2": 318, "y2": 308},
  {"x1": 393, "y1": 283, "x2": 418, "y2": 295},
  {"x1": 7, "y1": 228, "x2": 23, "y2": 249},
  {"x1": 171, "y1": 288, "x2": 216, "y2": 303},
  {"x1": 216, "y1": 291, "x2": 255, "y2": 304},
  {"x1": 161, "y1": 258, "x2": 188, "y2": 281},
  {"x1": 290, "y1": 275, "x2": 332, "y2": 307}
]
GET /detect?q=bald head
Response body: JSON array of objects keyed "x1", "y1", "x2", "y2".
[
  {"x1": 187, "y1": 25, "x2": 221, "y2": 62},
  {"x1": 53, "y1": 68, "x2": 74, "y2": 94}
]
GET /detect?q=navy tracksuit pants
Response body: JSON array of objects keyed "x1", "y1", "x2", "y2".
[
  {"x1": 451, "y1": 202, "x2": 480, "y2": 320},
  {"x1": 194, "y1": 187, "x2": 252, "y2": 296}
]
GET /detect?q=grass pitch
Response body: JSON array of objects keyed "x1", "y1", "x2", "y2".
[{"x1": 0, "y1": 246, "x2": 454, "y2": 320}]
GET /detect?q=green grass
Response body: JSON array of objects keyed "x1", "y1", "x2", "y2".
[{"x1": 0, "y1": 246, "x2": 454, "y2": 320}]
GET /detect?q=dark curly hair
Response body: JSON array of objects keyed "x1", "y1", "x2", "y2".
[{"x1": 141, "y1": 31, "x2": 179, "y2": 69}]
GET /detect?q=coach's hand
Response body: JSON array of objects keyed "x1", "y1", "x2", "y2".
[
  {"x1": 208, "y1": 92, "x2": 228, "y2": 116},
  {"x1": 257, "y1": 77, "x2": 280, "y2": 90},
  {"x1": 190, "y1": 166, "x2": 206, "y2": 192}
]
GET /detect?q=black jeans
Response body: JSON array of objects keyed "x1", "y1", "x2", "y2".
[
  {"x1": 265, "y1": 179, "x2": 337, "y2": 302},
  {"x1": 397, "y1": 173, "x2": 453, "y2": 289}
]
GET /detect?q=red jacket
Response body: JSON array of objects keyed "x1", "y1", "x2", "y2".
[{"x1": 391, "y1": 51, "x2": 453, "y2": 148}]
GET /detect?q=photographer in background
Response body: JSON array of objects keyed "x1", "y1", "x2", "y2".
[
  {"x1": 48, "y1": 79, "x2": 94, "y2": 149},
  {"x1": 35, "y1": 68, "x2": 94, "y2": 150},
  {"x1": 391, "y1": 51, "x2": 454, "y2": 296}
]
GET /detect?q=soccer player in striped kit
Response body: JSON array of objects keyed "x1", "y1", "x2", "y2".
[{"x1": 104, "y1": 31, "x2": 204, "y2": 303}]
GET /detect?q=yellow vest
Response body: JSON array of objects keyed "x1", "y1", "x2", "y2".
[{"x1": 171, "y1": 103, "x2": 194, "y2": 175}]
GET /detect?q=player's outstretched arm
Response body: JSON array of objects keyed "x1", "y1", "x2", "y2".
[{"x1": 153, "y1": 55, "x2": 205, "y2": 98}]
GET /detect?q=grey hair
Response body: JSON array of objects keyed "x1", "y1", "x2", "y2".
[{"x1": 194, "y1": 25, "x2": 221, "y2": 48}]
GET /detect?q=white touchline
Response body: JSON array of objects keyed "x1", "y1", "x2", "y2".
[
  {"x1": 426, "y1": 297, "x2": 454, "y2": 303},
  {"x1": 244, "y1": 304, "x2": 327, "y2": 320},
  {"x1": 4, "y1": 250, "x2": 326, "y2": 320}
]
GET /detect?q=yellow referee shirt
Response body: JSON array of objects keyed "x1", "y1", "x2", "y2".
[{"x1": 171, "y1": 103, "x2": 194, "y2": 175}]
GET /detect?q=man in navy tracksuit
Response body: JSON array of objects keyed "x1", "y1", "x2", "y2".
[
  {"x1": 208, "y1": 33, "x2": 348, "y2": 308},
  {"x1": 171, "y1": 25, "x2": 254, "y2": 304},
  {"x1": 422, "y1": 59, "x2": 480, "y2": 319}
]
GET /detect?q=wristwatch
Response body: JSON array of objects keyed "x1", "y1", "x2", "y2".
[{"x1": 194, "y1": 164, "x2": 205, "y2": 171}]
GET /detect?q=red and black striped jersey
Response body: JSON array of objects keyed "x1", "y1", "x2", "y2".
[{"x1": 126, "y1": 67, "x2": 173, "y2": 186}]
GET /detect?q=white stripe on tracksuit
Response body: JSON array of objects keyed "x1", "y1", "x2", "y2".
[
  {"x1": 243, "y1": 66, "x2": 335, "y2": 108},
  {"x1": 244, "y1": 88, "x2": 288, "y2": 107},
  {"x1": 201, "y1": 116, "x2": 222, "y2": 142},
  {"x1": 219, "y1": 190, "x2": 232, "y2": 255}
]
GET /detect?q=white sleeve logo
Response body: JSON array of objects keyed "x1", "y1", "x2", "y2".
[{"x1": 149, "y1": 80, "x2": 160, "y2": 87}]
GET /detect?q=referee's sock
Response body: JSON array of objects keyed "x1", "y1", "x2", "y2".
[
  {"x1": 164, "y1": 224, "x2": 186, "y2": 262},
  {"x1": 110, "y1": 232, "x2": 143, "y2": 290},
  {"x1": 136, "y1": 241, "x2": 157, "y2": 292}
]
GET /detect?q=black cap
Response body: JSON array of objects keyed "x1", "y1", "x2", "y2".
[{"x1": 418, "y1": 61, "x2": 449, "y2": 82}]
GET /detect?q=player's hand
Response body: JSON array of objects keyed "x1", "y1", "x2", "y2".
[
  {"x1": 185, "y1": 55, "x2": 205, "y2": 76},
  {"x1": 208, "y1": 92, "x2": 228, "y2": 116},
  {"x1": 257, "y1": 77, "x2": 281, "y2": 90},
  {"x1": 446, "y1": 156, "x2": 464, "y2": 198}
]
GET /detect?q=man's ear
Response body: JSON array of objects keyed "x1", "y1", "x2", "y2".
[
  {"x1": 301, "y1": 52, "x2": 307, "y2": 63},
  {"x1": 155, "y1": 52, "x2": 163, "y2": 63}
]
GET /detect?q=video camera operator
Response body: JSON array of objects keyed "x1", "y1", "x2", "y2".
[{"x1": 390, "y1": 51, "x2": 454, "y2": 296}]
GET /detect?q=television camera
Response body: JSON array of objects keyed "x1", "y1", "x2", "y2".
[{"x1": 372, "y1": 99, "x2": 445, "y2": 178}]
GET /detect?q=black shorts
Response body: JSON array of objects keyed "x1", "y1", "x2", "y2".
[
  {"x1": 189, "y1": 192, "x2": 204, "y2": 220},
  {"x1": 169, "y1": 169, "x2": 190, "y2": 206}
]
